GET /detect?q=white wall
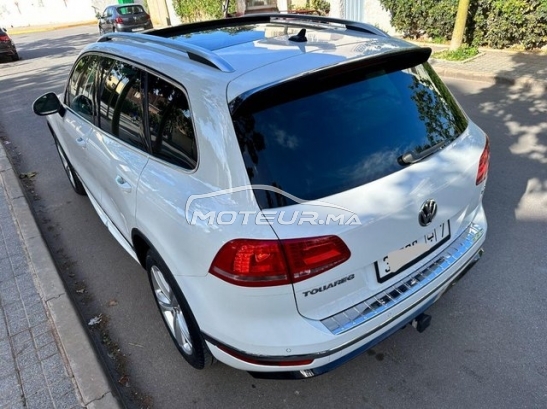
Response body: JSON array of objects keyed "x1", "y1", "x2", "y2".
[
  {"x1": 329, "y1": 0, "x2": 344, "y2": 19},
  {"x1": 328, "y1": 0, "x2": 396, "y2": 35},
  {"x1": 363, "y1": 0, "x2": 396, "y2": 35},
  {"x1": 164, "y1": 0, "x2": 182, "y2": 26}
]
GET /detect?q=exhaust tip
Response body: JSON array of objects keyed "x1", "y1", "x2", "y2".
[{"x1": 412, "y1": 313, "x2": 432, "y2": 333}]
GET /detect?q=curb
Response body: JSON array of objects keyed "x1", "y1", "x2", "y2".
[
  {"x1": 8, "y1": 20, "x2": 97, "y2": 35},
  {"x1": 0, "y1": 144, "x2": 121, "y2": 409}
]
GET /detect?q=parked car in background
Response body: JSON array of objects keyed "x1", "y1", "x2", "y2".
[
  {"x1": 33, "y1": 14, "x2": 489, "y2": 378},
  {"x1": 0, "y1": 28, "x2": 19, "y2": 61},
  {"x1": 98, "y1": 3, "x2": 152, "y2": 34}
]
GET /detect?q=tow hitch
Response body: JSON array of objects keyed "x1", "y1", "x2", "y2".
[{"x1": 412, "y1": 313, "x2": 432, "y2": 333}]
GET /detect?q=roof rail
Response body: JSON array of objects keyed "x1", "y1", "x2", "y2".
[
  {"x1": 97, "y1": 32, "x2": 235, "y2": 73},
  {"x1": 152, "y1": 13, "x2": 389, "y2": 38}
]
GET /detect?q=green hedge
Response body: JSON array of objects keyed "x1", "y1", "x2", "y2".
[
  {"x1": 379, "y1": 0, "x2": 547, "y2": 50},
  {"x1": 172, "y1": 0, "x2": 235, "y2": 22}
]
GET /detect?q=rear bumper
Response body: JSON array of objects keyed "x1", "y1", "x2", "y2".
[
  {"x1": 251, "y1": 247, "x2": 483, "y2": 379},
  {"x1": 115, "y1": 23, "x2": 153, "y2": 32},
  {"x1": 0, "y1": 44, "x2": 16, "y2": 55},
  {"x1": 204, "y1": 221, "x2": 486, "y2": 378}
]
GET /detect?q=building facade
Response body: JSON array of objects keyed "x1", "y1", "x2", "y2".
[{"x1": 0, "y1": 0, "x2": 119, "y2": 28}]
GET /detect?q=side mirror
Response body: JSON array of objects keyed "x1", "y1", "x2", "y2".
[{"x1": 33, "y1": 92, "x2": 66, "y2": 117}]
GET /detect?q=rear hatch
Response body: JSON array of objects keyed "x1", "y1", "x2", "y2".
[
  {"x1": 230, "y1": 52, "x2": 488, "y2": 319},
  {"x1": 116, "y1": 5, "x2": 149, "y2": 27},
  {"x1": 0, "y1": 31, "x2": 14, "y2": 51}
]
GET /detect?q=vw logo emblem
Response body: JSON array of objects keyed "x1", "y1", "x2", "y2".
[{"x1": 419, "y1": 199, "x2": 437, "y2": 226}]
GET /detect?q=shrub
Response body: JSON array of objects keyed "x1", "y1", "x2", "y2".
[
  {"x1": 172, "y1": 0, "x2": 235, "y2": 22},
  {"x1": 308, "y1": 0, "x2": 330, "y2": 15},
  {"x1": 378, "y1": 0, "x2": 439, "y2": 38},
  {"x1": 434, "y1": 45, "x2": 479, "y2": 61},
  {"x1": 475, "y1": 0, "x2": 547, "y2": 49},
  {"x1": 426, "y1": 1, "x2": 459, "y2": 40},
  {"x1": 379, "y1": 0, "x2": 547, "y2": 49}
]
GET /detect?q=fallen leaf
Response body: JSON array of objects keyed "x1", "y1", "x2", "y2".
[
  {"x1": 118, "y1": 375, "x2": 130, "y2": 387},
  {"x1": 88, "y1": 315, "x2": 102, "y2": 327},
  {"x1": 108, "y1": 299, "x2": 118, "y2": 307},
  {"x1": 19, "y1": 172, "x2": 37, "y2": 179}
]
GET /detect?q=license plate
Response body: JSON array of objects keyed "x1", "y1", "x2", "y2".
[
  {"x1": 375, "y1": 222, "x2": 450, "y2": 282},
  {"x1": 132, "y1": 28, "x2": 144, "y2": 32}
]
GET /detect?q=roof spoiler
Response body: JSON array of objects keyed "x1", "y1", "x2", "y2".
[{"x1": 229, "y1": 47, "x2": 432, "y2": 116}]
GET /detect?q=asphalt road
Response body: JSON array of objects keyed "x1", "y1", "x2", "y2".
[{"x1": 1, "y1": 26, "x2": 546, "y2": 409}]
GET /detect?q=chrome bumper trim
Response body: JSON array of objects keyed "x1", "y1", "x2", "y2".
[{"x1": 321, "y1": 223, "x2": 484, "y2": 335}]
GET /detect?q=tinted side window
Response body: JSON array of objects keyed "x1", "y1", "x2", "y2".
[
  {"x1": 66, "y1": 55, "x2": 97, "y2": 122},
  {"x1": 99, "y1": 60, "x2": 146, "y2": 150},
  {"x1": 67, "y1": 57, "x2": 88, "y2": 105},
  {"x1": 147, "y1": 75, "x2": 197, "y2": 169}
]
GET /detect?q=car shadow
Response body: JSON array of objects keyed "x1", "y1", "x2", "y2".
[
  {"x1": 0, "y1": 55, "x2": 18, "y2": 63},
  {"x1": 11, "y1": 32, "x2": 99, "y2": 61}
]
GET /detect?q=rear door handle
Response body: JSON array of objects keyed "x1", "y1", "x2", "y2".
[{"x1": 115, "y1": 175, "x2": 132, "y2": 193}]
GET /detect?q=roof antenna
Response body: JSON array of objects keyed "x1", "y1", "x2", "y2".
[{"x1": 289, "y1": 29, "x2": 307, "y2": 43}]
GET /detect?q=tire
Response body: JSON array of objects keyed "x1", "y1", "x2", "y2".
[
  {"x1": 11, "y1": 52, "x2": 19, "y2": 61},
  {"x1": 146, "y1": 249, "x2": 214, "y2": 369},
  {"x1": 98, "y1": 25, "x2": 105, "y2": 36},
  {"x1": 54, "y1": 139, "x2": 86, "y2": 196}
]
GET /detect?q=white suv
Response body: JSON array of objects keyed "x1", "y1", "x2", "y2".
[{"x1": 33, "y1": 14, "x2": 489, "y2": 378}]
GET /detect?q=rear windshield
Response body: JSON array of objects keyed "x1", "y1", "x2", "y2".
[
  {"x1": 232, "y1": 63, "x2": 468, "y2": 209},
  {"x1": 118, "y1": 5, "x2": 145, "y2": 14}
]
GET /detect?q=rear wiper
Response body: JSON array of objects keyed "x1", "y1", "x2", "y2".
[{"x1": 398, "y1": 141, "x2": 448, "y2": 165}]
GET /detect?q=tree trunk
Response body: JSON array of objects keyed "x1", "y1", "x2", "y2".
[
  {"x1": 450, "y1": 0, "x2": 470, "y2": 50},
  {"x1": 236, "y1": 0, "x2": 246, "y2": 16}
]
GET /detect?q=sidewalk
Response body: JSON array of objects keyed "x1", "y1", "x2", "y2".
[
  {"x1": 1, "y1": 23, "x2": 545, "y2": 409},
  {"x1": 426, "y1": 44, "x2": 547, "y2": 91},
  {"x1": 0, "y1": 144, "x2": 120, "y2": 407}
]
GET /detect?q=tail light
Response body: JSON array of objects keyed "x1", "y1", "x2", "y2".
[
  {"x1": 476, "y1": 136, "x2": 490, "y2": 185},
  {"x1": 209, "y1": 236, "x2": 351, "y2": 287},
  {"x1": 115, "y1": 17, "x2": 123, "y2": 24},
  {"x1": 210, "y1": 239, "x2": 288, "y2": 286},
  {"x1": 0, "y1": 35, "x2": 10, "y2": 42},
  {"x1": 284, "y1": 236, "x2": 351, "y2": 282}
]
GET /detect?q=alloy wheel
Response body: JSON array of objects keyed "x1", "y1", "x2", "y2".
[{"x1": 150, "y1": 265, "x2": 193, "y2": 355}]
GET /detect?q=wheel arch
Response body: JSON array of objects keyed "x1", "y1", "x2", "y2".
[
  {"x1": 131, "y1": 228, "x2": 152, "y2": 269},
  {"x1": 46, "y1": 122, "x2": 56, "y2": 138}
]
